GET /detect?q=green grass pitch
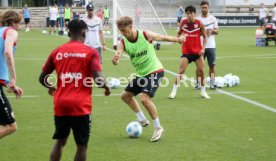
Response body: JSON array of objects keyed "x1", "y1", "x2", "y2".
[{"x1": 0, "y1": 27, "x2": 276, "y2": 161}]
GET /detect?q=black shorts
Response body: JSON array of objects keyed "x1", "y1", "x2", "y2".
[
  {"x1": 204, "y1": 48, "x2": 216, "y2": 66},
  {"x1": 259, "y1": 18, "x2": 266, "y2": 26},
  {"x1": 125, "y1": 71, "x2": 164, "y2": 97},
  {"x1": 53, "y1": 114, "x2": 91, "y2": 145},
  {"x1": 49, "y1": 20, "x2": 56, "y2": 27},
  {"x1": 24, "y1": 18, "x2": 30, "y2": 24},
  {"x1": 65, "y1": 19, "x2": 70, "y2": 23},
  {"x1": 181, "y1": 54, "x2": 201, "y2": 63},
  {"x1": 0, "y1": 86, "x2": 15, "y2": 125},
  {"x1": 177, "y1": 17, "x2": 182, "y2": 23}
]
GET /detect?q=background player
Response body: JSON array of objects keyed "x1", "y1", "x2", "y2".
[
  {"x1": 196, "y1": 1, "x2": 219, "y2": 90},
  {"x1": 169, "y1": 5, "x2": 210, "y2": 99}
]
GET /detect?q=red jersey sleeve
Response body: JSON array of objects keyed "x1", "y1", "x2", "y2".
[
  {"x1": 90, "y1": 49, "x2": 102, "y2": 72},
  {"x1": 42, "y1": 49, "x2": 56, "y2": 74}
]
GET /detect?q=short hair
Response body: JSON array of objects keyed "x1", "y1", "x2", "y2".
[
  {"x1": 200, "y1": 1, "x2": 209, "y2": 6},
  {"x1": 116, "y1": 16, "x2": 133, "y2": 28},
  {"x1": 0, "y1": 10, "x2": 22, "y2": 26},
  {"x1": 185, "y1": 5, "x2": 196, "y2": 13},
  {"x1": 68, "y1": 19, "x2": 87, "y2": 35},
  {"x1": 274, "y1": 3, "x2": 276, "y2": 6}
]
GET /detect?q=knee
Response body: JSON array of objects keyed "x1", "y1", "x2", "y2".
[
  {"x1": 57, "y1": 139, "x2": 67, "y2": 147},
  {"x1": 9, "y1": 123, "x2": 17, "y2": 133},
  {"x1": 121, "y1": 92, "x2": 131, "y2": 102},
  {"x1": 197, "y1": 68, "x2": 204, "y2": 75},
  {"x1": 140, "y1": 94, "x2": 150, "y2": 105}
]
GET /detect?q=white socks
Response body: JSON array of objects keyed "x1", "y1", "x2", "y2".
[
  {"x1": 153, "y1": 118, "x2": 161, "y2": 129},
  {"x1": 135, "y1": 111, "x2": 146, "y2": 121},
  {"x1": 201, "y1": 86, "x2": 206, "y2": 93},
  {"x1": 172, "y1": 84, "x2": 178, "y2": 93}
]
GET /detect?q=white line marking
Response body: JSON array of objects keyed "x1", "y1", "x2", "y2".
[
  {"x1": 93, "y1": 93, "x2": 121, "y2": 97},
  {"x1": 7, "y1": 95, "x2": 40, "y2": 98},
  {"x1": 106, "y1": 47, "x2": 276, "y2": 113},
  {"x1": 208, "y1": 91, "x2": 256, "y2": 95},
  {"x1": 255, "y1": 57, "x2": 276, "y2": 59}
]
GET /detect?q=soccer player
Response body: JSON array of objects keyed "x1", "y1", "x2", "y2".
[
  {"x1": 197, "y1": 1, "x2": 219, "y2": 90},
  {"x1": 103, "y1": 5, "x2": 110, "y2": 29},
  {"x1": 112, "y1": 16, "x2": 185, "y2": 142},
  {"x1": 258, "y1": 3, "x2": 268, "y2": 30},
  {"x1": 176, "y1": 2, "x2": 184, "y2": 27},
  {"x1": 39, "y1": 19, "x2": 110, "y2": 161},
  {"x1": 169, "y1": 5, "x2": 210, "y2": 99},
  {"x1": 64, "y1": 4, "x2": 72, "y2": 30},
  {"x1": 22, "y1": 3, "x2": 31, "y2": 32},
  {"x1": 0, "y1": 10, "x2": 23, "y2": 139},
  {"x1": 272, "y1": 3, "x2": 276, "y2": 25},
  {"x1": 48, "y1": 4, "x2": 58, "y2": 35},
  {"x1": 82, "y1": 3, "x2": 106, "y2": 64}
]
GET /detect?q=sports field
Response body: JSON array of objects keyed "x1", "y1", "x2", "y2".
[{"x1": 0, "y1": 27, "x2": 276, "y2": 161}]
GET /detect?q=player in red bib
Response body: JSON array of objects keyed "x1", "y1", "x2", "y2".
[
  {"x1": 169, "y1": 5, "x2": 210, "y2": 99},
  {"x1": 39, "y1": 19, "x2": 110, "y2": 161}
]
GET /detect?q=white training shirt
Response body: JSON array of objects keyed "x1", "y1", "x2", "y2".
[
  {"x1": 82, "y1": 16, "x2": 103, "y2": 48},
  {"x1": 259, "y1": 7, "x2": 268, "y2": 19},
  {"x1": 272, "y1": 7, "x2": 276, "y2": 21},
  {"x1": 197, "y1": 14, "x2": 218, "y2": 49},
  {"x1": 49, "y1": 7, "x2": 58, "y2": 21}
]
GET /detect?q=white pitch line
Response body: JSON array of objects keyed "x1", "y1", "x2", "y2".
[
  {"x1": 7, "y1": 95, "x2": 40, "y2": 98},
  {"x1": 208, "y1": 91, "x2": 256, "y2": 95},
  {"x1": 255, "y1": 57, "x2": 276, "y2": 59},
  {"x1": 106, "y1": 47, "x2": 276, "y2": 113}
]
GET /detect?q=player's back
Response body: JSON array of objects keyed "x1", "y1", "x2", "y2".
[
  {"x1": 50, "y1": 41, "x2": 101, "y2": 116},
  {"x1": 180, "y1": 19, "x2": 202, "y2": 54}
]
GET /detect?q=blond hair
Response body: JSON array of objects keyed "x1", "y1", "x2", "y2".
[{"x1": 116, "y1": 16, "x2": 133, "y2": 28}]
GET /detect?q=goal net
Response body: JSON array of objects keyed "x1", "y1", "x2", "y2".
[{"x1": 92, "y1": 0, "x2": 168, "y2": 48}]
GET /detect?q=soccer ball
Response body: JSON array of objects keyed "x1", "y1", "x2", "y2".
[
  {"x1": 126, "y1": 121, "x2": 142, "y2": 138},
  {"x1": 232, "y1": 75, "x2": 240, "y2": 86},
  {"x1": 108, "y1": 78, "x2": 120, "y2": 89},
  {"x1": 224, "y1": 73, "x2": 234, "y2": 87},
  {"x1": 205, "y1": 77, "x2": 211, "y2": 86},
  {"x1": 215, "y1": 76, "x2": 225, "y2": 88},
  {"x1": 42, "y1": 30, "x2": 47, "y2": 34}
]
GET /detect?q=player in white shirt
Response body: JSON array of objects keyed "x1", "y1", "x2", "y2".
[
  {"x1": 82, "y1": 3, "x2": 106, "y2": 64},
  {"x1": 272, "y1": 3, "x2": 276, "y2": 25},
  {"x1": 48, "y1": 4, "x2": 58, "y2": 35},
  {"x1": 258, "y1": 3, "x2": 268, "y2": 30},
  {"x1": 196, "y1": 1, "x2": 219, "y2": 90}
]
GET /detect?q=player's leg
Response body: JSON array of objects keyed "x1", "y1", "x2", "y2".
[
  {"x1": 50, "y1": 116, "x2": 70, "y2": 161},
  {"x1": 121, "y1": 79, "x2": 149, "y2": 126},
  {"x1": 0, "y1": 88, "x2": 17, "y2": 139},
  {"x1": 195, "y1": 56, "x2": 210, "y2": 99},
  {"x1": 96, "y1": 47, "x2": 102, "y2": 64},
  {"x1": 140, "y1": 72, "x2": 164, "y2": 141},
  {"x1": 169, "y1": 56, "x2": 189, "y2": 99},
  {"x1": 72, "y1": 115, "x2": 91, "y2": 161},
  {"x1": 206, "y1": 48, "x2": 216, "y2": 89}
]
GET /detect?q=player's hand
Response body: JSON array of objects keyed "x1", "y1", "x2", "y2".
[
  {"x1": 178, "y1": 34, "x2": 186, "y2": 44},
  {"x1": 48, "y1": 87, "x2": 56, "y2": 96},
  {"x1": 112, "y1": 53, "x2": 120, "y2": 65},
  {"x1": 200, "y1": 48, "x2": 205, "y2": 55},
  {"x1": 102, "y1": 44, "x2": 107, "y2": 51},
  {"x1": 7, "y1": 86, "x2": 23, "y2": 99},
  {"x1": 104, "y1": 86, "x2": 111, "y2": 96},
  {"x1": 206, "y1": 29, "x2": 212, "y2": 37}
]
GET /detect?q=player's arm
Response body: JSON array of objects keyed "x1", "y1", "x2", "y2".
[
  {"x1": 39, "y1": 54, "x2": 56, "y2": 96},
  {"x1": 4, "y1": 29, "x2": 23, "y2": 99},
  {"x1": 200, "y1": 22, "x2": 207, "y2": 54},
  {"x1": 99, "y1": 22, "x2": 106, "y2": 50},
  {"x1": 112, "y1": 40, "x2": 124, "y2": 65},
  {"x1": 211, "y1": 18, "x2": 219, "y2": 35},
  {"x1": 144, "y1": 30, "x2": 185, "y2": 43},
  {"x1": 92, "y1": 71, "x2": 110, "y2": 96}
]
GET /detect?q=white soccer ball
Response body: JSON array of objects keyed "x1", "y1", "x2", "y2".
[
  {"x1": 108, "y1": 78, "x2": 121, "y2": 89},
  {"x1": 126, "y1": 121, "x2": 142, "y2": 138},
  {"x1": 224, "y1": 73, "x2": 234, "y2": 87},
  {"x1": 232, "y1": 75, "x2": 240, "y2": 86},
  {"x1": 215, "y1": 76, "x2": 225, "y2": 88},
  {"x1": 64, "y1": 31, "x2": 68, "y2": 35},
  {"x1": 106, "y1": 30, "x2": 111, "y2": 34},
  {"x1": 42, "y1": 30, "x2": 47, "y2": 34}
]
